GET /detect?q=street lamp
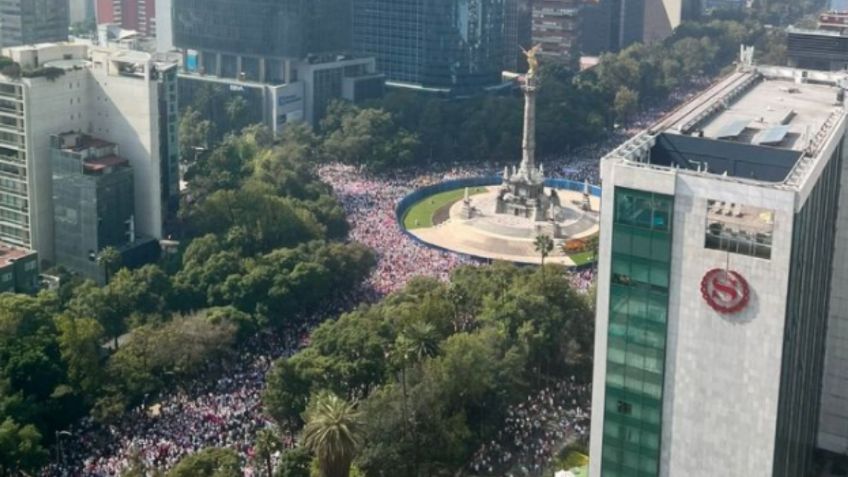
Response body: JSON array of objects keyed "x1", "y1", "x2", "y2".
[{"x1": 55, "y1": 430, "x2": 72, "y2": 469}]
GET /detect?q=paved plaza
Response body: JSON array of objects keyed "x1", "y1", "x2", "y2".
[{"x1": 410, "y1": 186, "x2": 600, "y2": 265}]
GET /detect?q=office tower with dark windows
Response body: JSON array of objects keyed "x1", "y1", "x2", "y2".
[
  {"x1": 351, "y1": 0, "x2": 506, "y2": 95},
  {"x1": 589, "y1": 51, "x2": 848, "y2": 477},
  {"x1": 172, "y1": 0, "x2": 382, "y2": 128},
  {"x1": 787, "y1": 27, "x2": 848, "y2": 72},
  {"x1": 172, "y1": 0, "x2": 351, "y2": 71},
  {"x1": 581, "y1": 0, "x2": 615, "y2": 55},
  {"x1": 50, "y1": 133, "x2": 136, "y2": 283},
  {"x1": 0, "y1": 0, "x2": 69, "y2": 47},
  {"x1": 0, "y1": 43, "x2": 178, "y2": 265},
  {"x1": 504, "y1": 0, "x2": 533, "y2": 71}
]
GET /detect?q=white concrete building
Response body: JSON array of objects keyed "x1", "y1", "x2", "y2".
[
  {"x1": 589, "y1": 58, "x2": 848, "y2": 477},
  {"x1": 0, "y1": 42, "x2": 178, "y2": 263},
  {"x1": 154, "y1": 0, "x2": 173, "y2": 52}
]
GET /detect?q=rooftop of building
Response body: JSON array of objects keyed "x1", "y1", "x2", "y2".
[
  {"x1": 0, "y1": 42, "x2": 178, "y2": 79},
  {"x1": 53, "y1": 132, "x2": 116, "y2": 152},
  {"x1": 605, "y1": 60, "x2": 848, "y2": 191},
  {"x1": 0, "y1": 245, "x2": 34, "y2": 269},
  {"x1": 787, "y1": 26, "x2": 848, "y2": 38},
  {"x1": 663, "y1": 71, "x2": 840, "y2": 153},
  {"x1": 84, "y1": 154, "x2": 129, "y2": 172}
]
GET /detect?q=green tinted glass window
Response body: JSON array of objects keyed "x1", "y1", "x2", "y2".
[{"x1": 602, "y1": 188, "x2": 673, "y2": 477}]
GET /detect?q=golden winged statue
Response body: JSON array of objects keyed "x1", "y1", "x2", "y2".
[{"x1": 522, "y1": 44, "x2": 542, "y2": 76}]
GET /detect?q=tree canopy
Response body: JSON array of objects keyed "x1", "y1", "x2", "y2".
[{"x1": 264, "y1": 263, "x2": 594, "y2": 476}]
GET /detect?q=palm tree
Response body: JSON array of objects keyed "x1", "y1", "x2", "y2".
[
  {"x1": 403, "y1": 322, "x2": 439, "y2": 362},
  {"x1": 97, "y1": 246, "x2": 122, "y2": 284},
  {"x1": 301, "y1": 392, "x2": 363, "y2": 477},
  {"x1": 586, "y1": 234, "x2": 600, "y2": 263},
  {"x1": 534, "y1": 234, "x2": 555, "y2": 288},
  {"x1": 253, "y1": 428, "x2": 282, "y2": 477}
]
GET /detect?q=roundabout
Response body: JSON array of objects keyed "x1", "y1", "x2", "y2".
[{"x1": 398, "y1": 179, "x2": 601, "y2": 266}]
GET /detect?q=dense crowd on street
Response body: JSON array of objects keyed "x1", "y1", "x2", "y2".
[
  {"x1": 39, "y1": 304, "x2": 344, "y2": 477},
  {"x1": 39, "y1": 76, "x2": 717, "y2": 477},
  {"x1": 468, "y1": 377, "x2": 591, "y2": 477},
  {"x1": 318, "y1": 164, "x2": 480, "y2": 296}
]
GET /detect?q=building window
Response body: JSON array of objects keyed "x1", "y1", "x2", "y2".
[
  {"x1": 704, "y1": 200, "x2": 773, "y2": 259},
  {"x1": 602, "y1": 187, "x2": 673, "y2": 477}
]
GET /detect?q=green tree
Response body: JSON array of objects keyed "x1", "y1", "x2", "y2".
[
  {"x1": 276, "y1": 447, "x2": 312, "y2": 477},
  {"x1": 225, "y1": 96, "x2": 249, "y2": 131},
  {"x1": 254, "y1": 428, "x2": 283, "y2": 477},
  {"x1": 586, "y1": 234, "x2": 600, "y2": 262},
  {"x1": 301, "y1": 392, "x2": 363, "y2": 477},
  {"x1": 0, "y1": 417, "x2": 47, "y2": 476},
  {"x1": 321, "y1": 102, "x2": 419, "y2": 171},
  {"x1": 168, "y1": 448, "x2": 241, "y2": 477},
  {"x1": 55, "y1": 313, "x2": 105, "y2": 398},
  {"x1": 178, "y1": 107, "x2": 212, "y2": 168},
  {"x1": 613, "y1": 86, "x2": 639, "y2": 127}
]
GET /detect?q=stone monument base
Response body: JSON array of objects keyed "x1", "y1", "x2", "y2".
[{"x1": 410, "y1": 186, "x2": 600, "y2": 266}]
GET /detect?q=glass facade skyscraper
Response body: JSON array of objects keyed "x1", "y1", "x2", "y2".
[
  {"x1": 352, "y1": 0, "x2": 505, "y2": 94},
  {"x1": 172, "y1": 0, "x2": 350, "y2": 59},
  {"x1": 0, "y1": 0, "x2": 69, "y2": 48}
]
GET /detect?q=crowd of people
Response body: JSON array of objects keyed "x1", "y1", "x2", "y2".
[
  {"x1": 468, "y1": 377, "x2": 591, "y2": 477},
  {"x1": 319, "y1": 164, "x2": 480, "y2": 296},
  {"x1": 39, "y1": 303, "x2": 343, "y2": 477},
  {"x1": 38, "y1": 74, "x2": 717, "y2": 477}
]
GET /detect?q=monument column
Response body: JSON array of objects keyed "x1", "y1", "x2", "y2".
[{"x1": 522, "y1": 73, "x2": 537, "y2": 170}]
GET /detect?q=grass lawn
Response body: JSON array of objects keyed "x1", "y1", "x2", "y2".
[
  {"x1": 568, "y1": 251, "x2": 597, "y2": 266},
  {"x1": 403, "y1": 187, "x2": 488, "y2": 230}
]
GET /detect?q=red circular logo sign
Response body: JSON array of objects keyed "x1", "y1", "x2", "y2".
[{"x1": 701, "y1": 268, "x2": 750, "y2": 314}]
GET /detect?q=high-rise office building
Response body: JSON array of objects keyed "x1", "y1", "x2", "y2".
[
  {"x1": 581, "y1": 0, "x2": 615, "y2": 55},
  {"x1": 532, "y1": 0, "x2": 582, "y2": 66},
  {"x1": 589, "y1": 54, "x2": 848, "y2": 477},
  {"x1": 0, "y1": 43, "x2": 178, "y2": 264},
  {"x1": 504, "y1": 0, "x2": 533, "y2": 71},
  {"x1": 352, "y1": 0, "x2": 506, "y2": 95},
  {"x1": 172, "y1": 0, "x2": 350, "y2": 63},
  {"x1": 50, "y1": 132, "x2": 137, "y2": 282},
  {"x1": 0, "y1": 0, "x2": 69, "y2": 47},
  {"x1": 787, "y1": 27, "x2": 848, "y2": 71},
  {"x1": 95, "y1": 0, "x2": 157, "y2": 37},
  {"x1": 172, "y1": 0, "x2": 382, "y2": 131},
  {"x1": 581, "y1": 0, "x2": 698, "y2": 53}
]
